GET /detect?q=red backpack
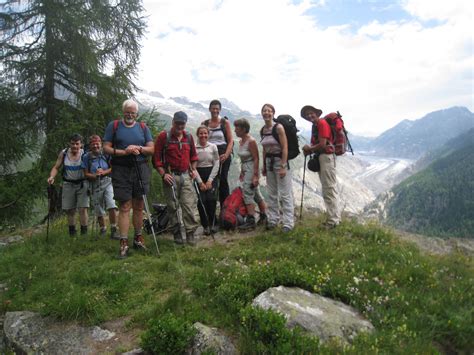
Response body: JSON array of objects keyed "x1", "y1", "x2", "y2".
[
  {"x1": 323, "y1": 111, "x2": 353, "y2": 156},
  {"x1": 220, "y1": 187, "x2": 247, "y2": 230}
]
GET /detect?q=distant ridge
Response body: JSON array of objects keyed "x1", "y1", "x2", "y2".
[{"x1": 369, "y1": 106, "x2": 473, "y2": 159}]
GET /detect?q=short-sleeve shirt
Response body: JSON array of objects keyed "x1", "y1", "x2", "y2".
[
  {"x1": 103, "y1": 120, "x2": 153, "y2": 165},
  {"x1": 153, "y1": 130, "x2": 198, "y2": 172},
  {"x1": 311, "y1": 119, "x2": 334, "y2": 154},
  {"x1": 82, "y1": 152, "x2": 111, "y2": 173}
]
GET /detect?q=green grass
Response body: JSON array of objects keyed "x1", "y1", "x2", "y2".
[{"x1": 0, "y1": 217, "x2": 473, "y2": 353}]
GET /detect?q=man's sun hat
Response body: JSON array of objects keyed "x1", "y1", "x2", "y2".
[{"x1": 300, "y1": 105, "x2": 322, "y2": 119}]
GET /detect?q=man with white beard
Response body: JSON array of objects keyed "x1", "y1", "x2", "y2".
[{"x1": 103, "y1": 99, "x2": 154, "y2": 258}]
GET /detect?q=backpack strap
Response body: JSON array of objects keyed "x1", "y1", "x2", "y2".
[
  {"x1": 61, "y1": 148, "x2": 69, "y2": 178},
  {"x1": 112, "y1": 120, "x2": 147, "y2": 147},
  {"x1": 162, "y1": 130, "x2": 192, "y2": 168}
]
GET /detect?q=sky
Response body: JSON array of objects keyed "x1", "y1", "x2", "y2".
[{"x1": 138, "y1": 0, "x2": 473, "y2": 136}]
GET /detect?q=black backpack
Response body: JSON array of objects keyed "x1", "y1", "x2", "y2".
[{"x1": 260, "y1": 115, "x2": 300, "y2": 160}]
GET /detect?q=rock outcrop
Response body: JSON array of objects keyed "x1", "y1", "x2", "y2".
[
  {"x1": 253, "y1": 286, "x2": 374, "y2": 344},
  {"x1": 3, "y1": 311, "x2": 115, "y2": 354},
  {"x1": 189, "y1": 322, "x2": 237, "y2": 355}
]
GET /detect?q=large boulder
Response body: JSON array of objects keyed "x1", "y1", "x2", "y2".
[
  {"x1": 252, "y1": 286, "x2": 374, "y2": 344},
  {"x1": 3, "y1": 311, "x2": 115, "y2": 354},
  {"x1": 189, "y1": 322, "x2": 237, "y2": 355}
]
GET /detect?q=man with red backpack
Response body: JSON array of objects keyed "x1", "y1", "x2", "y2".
[
  {"x1": 301, "y1": 105, "x2": 341, "y2": 229},
  {"x1": 154, "y1": 111, "x2": 199, "y2": 246},
  {"x1": 103, "y1": 99, "x2": 155, "y2": 258}
]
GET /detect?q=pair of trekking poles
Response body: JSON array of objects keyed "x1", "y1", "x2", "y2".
[{"x1": 168, "y1": 164, "x2": 217, "y2": 243}]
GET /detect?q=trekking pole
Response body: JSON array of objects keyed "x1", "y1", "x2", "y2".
[
  {"x1": 46, "y1": 184, "x2": 53, "y2": 241},
  {"x1": 300, "y1": 154, "x2": 307, "y2": 220},
  {"x1": 169, "y1": 169, "x2": 187, "y2": 242},
  {"x1": 133, "y1": 156, "x2": 160, "y2": 256},
  {"x1": 190, "y1": 167, "x2": 215, "y2": 241}
]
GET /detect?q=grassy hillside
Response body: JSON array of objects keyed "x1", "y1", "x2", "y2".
[
  {"x1": 386, "y1": 138, "x2": 474, "y2": 238},
  {"x1": 1, "y1": 218, "x2": 473, "y2": 353}
]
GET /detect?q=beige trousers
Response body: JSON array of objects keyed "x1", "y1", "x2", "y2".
[
  {"x1": 163, "y1": 173, "x2": 199, "y2": 234},
  {"x1": 318, "y1": 153, "x2": 341, "y2": 225}
]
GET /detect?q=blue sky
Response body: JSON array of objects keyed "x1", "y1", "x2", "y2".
[{"x1": 139, "y1": 0, "x2": 473, "y2": 135}]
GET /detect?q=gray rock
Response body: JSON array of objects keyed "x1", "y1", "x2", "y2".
[
  {"x1": 6, "y1": 235, "x2": 24, "y2": 244},
  {"x1": 0, "y1": 235, "x2": 24, "y2": 248},
  {"x1": 122, "y1": 348, "x2": 144, "y2": 355},
  {"x1": 3, "y1": 311, "x2": 116, "y2": 354},
  {"x1": 252, "y1": 286, "x2": 374, "y2": 344},
  {"x1": 0, "y1": 283, "x2": 7, "y2": 292},
  {"x1": 189, "y1": 322, "x2": 237, "y2": 355},
  {"x1": 0, "y1": 315, "x2": 6, "y2": 354}
]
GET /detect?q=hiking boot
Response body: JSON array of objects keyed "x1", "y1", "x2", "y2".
[
  {"x1": 282, "y1": 226, "x2": 292, "y2": 233},
  {"x1": 100, "y1": 227, "x2": 107, "y2": 236},
  {"x1": 69, "y1": 225, "x2": 77, "y2": 237},
  {"x1": 80, "y1": 225, "x2": 88, "y2": 235},
  {"x1": 203, "y1": 227, "x2": 211, "y2": 236},
  {"x1": 210, "y1": 225, "x2": 219, "y2": 234},
  {"x1": 119, "y1": 239, "x2": 129, "y2": 258},
  {"x1": 110, "y1": 226, "x2": 119, "y2": 240},
  {"x1": 186, "y1": 232, "x2": 196, "y2": 246},
  {"x1": 257, "y1": 213, "x2": 268, "y2": 226},
  {"x1": 174, "y1": 234, "x2": 184, "y2": 245},
  {"x1": 266, "y1": 222, "x2": 276, "y2": 231},
  {"x1": 238, "y1": 215, "x2": 256, "y2": 231},
  {"x1": 133, "y1": 235, "x2": 147, "y2": 250}
]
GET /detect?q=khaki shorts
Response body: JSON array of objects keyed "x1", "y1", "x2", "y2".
[
  {"x1": 90, "y1": 177, "x2": 117, "y2": 216},
  {"x1": 62, "y1": 181, "x2": 90, "y2": 210}
]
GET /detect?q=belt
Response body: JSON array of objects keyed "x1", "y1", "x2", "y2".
[
  {"x1": 170, "y1": 170, "x2": 187, "y2": 176},
  {"x1": 265, "y1": 153, "x2": 282, "y2": 158},
  {"x1": 63, "y1": 178, "x2": 85, "y2": 184}
]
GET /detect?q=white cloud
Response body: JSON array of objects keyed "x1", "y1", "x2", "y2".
[{"x1": 138, "y1": 0, "x2": 474, "y2": 135}]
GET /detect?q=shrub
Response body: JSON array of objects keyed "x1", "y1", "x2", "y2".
[
  {"x1": 141, "y1": 312, "x2": 196, "y2": 354},
  {"x1": 239, "y1": 305, "x2": 320, "y2": 354}
]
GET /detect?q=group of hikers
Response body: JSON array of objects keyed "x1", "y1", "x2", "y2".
[{"x1": 47, "y1": 99, "x2": 342, "y2": 258}]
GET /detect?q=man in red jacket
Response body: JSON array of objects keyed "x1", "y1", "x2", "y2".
[
  {"x1": 301, "y1": 105, "x2": 341, "y2": 228},
  {"x1": 154, "y1": 111, "x2": 199, "y2": 245}
]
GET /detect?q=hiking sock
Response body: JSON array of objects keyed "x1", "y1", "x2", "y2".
[
  {"x1": 80, "y1": 225, "x2": 88, "y2": 235},
  {"x1": 69, "y1": 225, "x2": 77, "y2": 237},
  {"x1": 110, "y1": 225, "x2": 118, "y2": 239}
]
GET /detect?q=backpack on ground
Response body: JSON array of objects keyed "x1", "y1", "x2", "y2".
[
  {"x1": 260, "y1": 115, "x2": 300, "y2": 160},
  {"x1": 220, "y1": 187, "x2": 247, "y2": 230},
  {"x1": 323, "y1": 111, "x2": 353, "y2": 156}
]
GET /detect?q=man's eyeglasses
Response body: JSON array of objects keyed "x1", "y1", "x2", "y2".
[{"x1": 124, "y1": 112, "x2": 137, "y2": 116}]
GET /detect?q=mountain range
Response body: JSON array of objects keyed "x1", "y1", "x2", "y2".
[
  {"x1": 365, "y1": 129, "x2": 474, "y2": 238},
  {"x1": 352, "y1": 106, "x2": 474, "y2": 159},
  {"x1": 135, "y1": 90, "x2": 473, "y2": 236}
]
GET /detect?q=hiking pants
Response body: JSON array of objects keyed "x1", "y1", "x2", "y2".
[
  {"x1": 318, "y1": 153, "x2": 340, "y2": 225},
  {"x1": 265, "y1": 157, "x2": 294, "y2": 229},
  {"x1": 241, "y1": 161, "x2": 264, "y2": 206},
  {"x1": 196, "y1": 167, "x2": 217, "y2": 228},
  {"x1": 163, "y1": 173, "x2": 199, "y2": 235}
]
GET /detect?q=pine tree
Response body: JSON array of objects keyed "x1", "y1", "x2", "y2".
[{"x1": 0, "y1": 0, "x2": 146, "y2": 223}]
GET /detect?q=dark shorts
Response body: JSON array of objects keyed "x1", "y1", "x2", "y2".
[{"x1": 111, "y1": 162, "x2": 151, "y2": 202}]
